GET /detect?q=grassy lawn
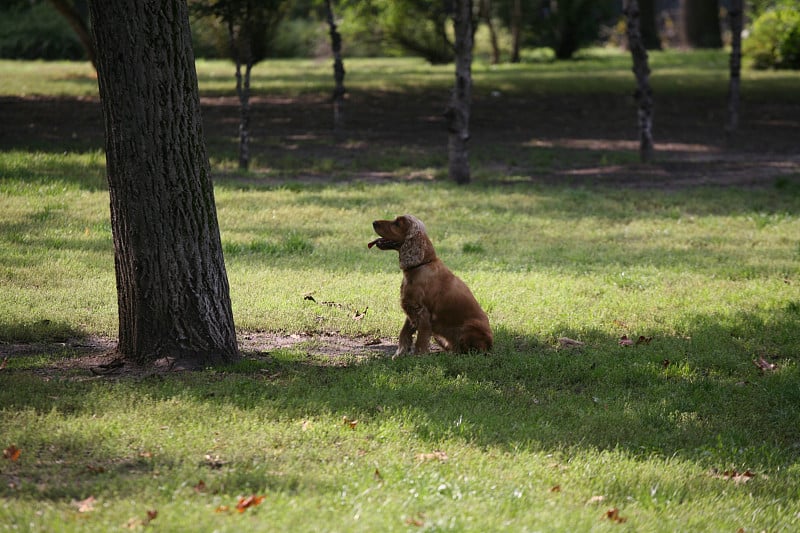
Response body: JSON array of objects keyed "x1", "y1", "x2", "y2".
[{"x1": 1, "y1": 51, "x2": 800, "y2": 531}]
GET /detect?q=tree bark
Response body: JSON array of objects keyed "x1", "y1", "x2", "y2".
[
  {"x1": 445, "y1": 0, "x2": 474, "y2": 185},
  {"x1": 325, "y1": 0, "x2": 346, "y2": 132},
  {"x1": 480, "y1": 0, "x2": 500, "y2": 64},
  {"x1": 625, "y1": 0, "x2": 655, "y2": 163},
  {"x1": 726, "y1": 0, "x2": 743, "y2": 135},
  {"x1": 228, "y1": 19, "x2": 253, "y2": 171},
  {"x1": 89, "y1": 0, "x2": 239, "y2": 367}
]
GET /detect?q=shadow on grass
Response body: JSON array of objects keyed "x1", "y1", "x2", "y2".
[{"x1": 2, "y1": 307, "x2": 798, "y2": 480}]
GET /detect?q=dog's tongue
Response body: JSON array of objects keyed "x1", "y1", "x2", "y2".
[{"x1": 368, "y1": 238, "x2": 399, "y2": 250}]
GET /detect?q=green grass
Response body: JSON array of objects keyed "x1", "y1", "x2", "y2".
[
  {"x1": 2, "y1": 52, "x2": 800, "y2": 531},
  {"x1": 2, "y1": 164, "x2": 800, "y2": 531},
  {"x1": 2, "y1": 48, "x2": 799, "y2": 99}
]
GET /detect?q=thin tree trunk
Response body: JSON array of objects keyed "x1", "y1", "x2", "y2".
[
  {"x1": 229, "y1": 20, "x2": 252, "y2": 171},
  {"x1": 510, "y1": 0, "x2": 521, "y2": 63},
  {"x1": 325, "y1": 0, "x2": 346, "y2": 131},
  {"x1": 625, "y1": 0, "x2": 655, "y2": 163},
  {"x1": 445, "y1": 0, "x2": 474, "y2": 185},
  {"x1": 481, "y1": 0, "x2": 500, "y2": 64},
  {"x1": 89, "y1": 0, "x2": 238, "y2": 367},
  {"x1": 727, "y1": 0, "x2": 743, "y2": 135}
]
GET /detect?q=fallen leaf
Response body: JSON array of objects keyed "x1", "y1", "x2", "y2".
[
  {"x1": 416, "y1": 451, "x2": 448, "y2": 462},
  {"x1": 204, "y1": 454, "x2": 225, "y2": 469},
  {"x1": 550, "y1": 485, "x2": 561, "y2": 492},
  {"x1": 342, "y1": 416, "x2": 358, "y2": 429},
  {"x1": 86, "y1": 464, "x2": 105, "y2": 474},
  {"x1": 716, "y1": 469, "x2": 755, "y2": 484},
  {"x1": 558, "y1": 337, "x2": 585, "y2": 348},
  {"x1": 586, "y1": 495, "x2": 605, "y2": 505},
  {"x1": 661, "y1": 359, "x2": 671, "y2": 369},
  {"x1": 214, "y1": 505, "x2": 230, "y2": 513},
  {"x1": 605, "y1": 507, "x2": 627, "y2": 523},
  {"x1": 618, "y1": 335, "x2": 634, "y2": 346},
  {"x1": 753, "y1": 356, "x2": 777, "y2": 372},
  {"x1": 236, "y1": 495, "x2": 265, "y2": 512},
  {"x1": 193, "y1": 480, "x2": 207, "y2": 493},
  {"x1": 75, "y1": 496, "x2": 96, "y2": 513},
  {"x1": 0, "y1": 357, "x2": 7, "y2": 370},
  {"x1": 405, "y1": 513, "x2": 426, "y2": 527},
  {"x1": 143, "y1": 510, "x2": 158, "y2": 525},
  {"x1": 374, "y1": 468, "x2": 383, "y2": 482},
  {"x1": 3, "y1": 445, "x2": 21, "y2": 461}
]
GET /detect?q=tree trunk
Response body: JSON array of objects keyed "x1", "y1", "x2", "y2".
[
  {"x1": 325, "y1": 0, "x2": 346, "y2": 132},
  {"x1": 726, "y1": 0, "x2": 743, "y2": 135},
  {"x1": 445, "y1": 0, "x2": 474, "y2": 185},
  {"x1": 229, "y1": 20, "x2": 253, "y2": 171},
  {"x1": 625, "y1": 0, "x2": 655, "y2": 163},
  {"x1": 682, "y1": 0, "x2": 722, "y2": 48},
  {"x1": 510, "y1": 0, "x2": 522, "y2": 63},
  {"x1": 481, "y1": 0, "x2": 501, "y2": 64},
  {"x1": 89, "y1": 0, "x2": 239, "y2": 367}
]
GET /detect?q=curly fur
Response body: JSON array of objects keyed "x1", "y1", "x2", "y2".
[
  {"x1": 397, "y1": 215, "x2": 429, "y2": 269},
  {"x1": 371, "y1": 215, "x2": 493, "y2": 358}
]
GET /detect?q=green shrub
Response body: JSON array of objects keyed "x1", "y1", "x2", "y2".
[
  {"x1": 0, "y1": 3, "x2": 85, "y2": 60},
  {"x1": 744, "y1": 5, "x2": 800, "y2": 70}
]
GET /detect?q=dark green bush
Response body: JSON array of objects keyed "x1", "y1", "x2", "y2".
[
  {"x1": 0, "y1": 3, "x2": 85, "y2": 60},
  {"x1": 744, "y1": 5, "x2": 800, "y2": 70}
]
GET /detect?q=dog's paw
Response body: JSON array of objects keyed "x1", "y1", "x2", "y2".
[{"x1": 392, "y1": 346, "x2": 412, "y2": 360}]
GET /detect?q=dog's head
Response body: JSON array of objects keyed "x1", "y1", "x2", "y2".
[{"x1": 369, "y1": 215, "x2": 435, "y2": 269}]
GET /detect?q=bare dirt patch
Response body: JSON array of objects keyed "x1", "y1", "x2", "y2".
[{"x1": 0, "y1": 333, "x2": 401, "y2": 379}]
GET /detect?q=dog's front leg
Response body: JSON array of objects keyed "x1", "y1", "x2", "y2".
[
  {"x1": 394, "y1": 317, "x2": 416, "y2": 359},
  {"x1": 412, "y1": 308, "x2": 433, "y2": 355}
]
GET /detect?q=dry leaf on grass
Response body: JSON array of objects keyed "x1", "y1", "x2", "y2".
[
  {"x1": 74, "y1": 496, "x2": 96, "y2": 513},
  {"x1": 405, "y1": 513, "x2": 426, "y2": 527},
  {"x1": 714, "y1": 469, "x2": 755, "y2": 484},
  {"x1": 342, "y1": 416, "x2": 358, "y2": 429},
  {"x1": 416, "y1": 451, "x2": 448, "y2": 462},
  {"x1": 619, "y1": 334, "x2": 653, "y2": 347},
  {"x1": 3, "y1": 445, "x2": 21, "y2": 461},
  {"x1": 235, "y1": 495, "x2": 265, "y2": 512},
  {"x1": 753, "y1": 356, "x2": 777, "y2": 372},
  {"x1": 605, "y1": 507, "x2": 627, "y2": 523},
  {"x1": 558, "y1": 337, "x2": 585, "y2": 348},
  {"x1": 586, "y1": 495, "x2": 605, "y2": 505}
]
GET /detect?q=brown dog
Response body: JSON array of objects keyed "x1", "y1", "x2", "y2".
[{"x1": 369, "y1": 214, "x2": 493, "y2": 358}]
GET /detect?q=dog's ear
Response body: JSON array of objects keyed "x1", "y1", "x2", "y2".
[{"x1": 398, "y1": 215, "x2": 435, "y2": 269}]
